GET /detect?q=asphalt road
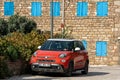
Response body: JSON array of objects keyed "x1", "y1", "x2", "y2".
[{"x1": 4, "y1": 65, "x2": 120, "y2": 80}]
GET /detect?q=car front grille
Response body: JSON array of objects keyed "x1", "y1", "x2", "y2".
[{"x1": 37, "y1": 59, "x2": 55, "y2": 63}]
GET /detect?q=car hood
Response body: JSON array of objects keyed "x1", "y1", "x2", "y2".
[{"x1": 35, "y1": 50, "x2": 71, "y2": 58}]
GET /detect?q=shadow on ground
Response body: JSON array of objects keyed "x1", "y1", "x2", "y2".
[
  {"x1": 72, "y1": 71, "x2": 109, "y2": 77},
  {"x1": 5, "y1": 71, "x2": 109, "y2": 80}
]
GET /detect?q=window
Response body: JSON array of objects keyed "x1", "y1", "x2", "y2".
[
  {"x1": 79, "y1": 41, "x2": 85, "y2": 50},
  {"x1": 40, "y1": 40, "x2": 73, "y2": 51},
  {"x1": 96, "y1": 41, "x2": 107, "y2": 56},
  {"x1": 74, "y1": 41, "x2": 85, "y2": 50},
  {"x1": 77, "y1": 2, "x2": 88, "y2": 17},
  {"x1": 4, "y1": 2, "x2": 14, "y2": 16},
  {"x1": 50, "y1": 2, "x2": 60, "y2": 16},
  {"x1": 97, "y1": 2, "x2": 108, "y2": 17},
  {"x1": 31, "y1": 2, "x2": 42, "y2": 16}
]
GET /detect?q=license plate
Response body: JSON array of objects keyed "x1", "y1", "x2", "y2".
[{"x1": 39, "y1": 63, "x2": 51, "y2": 67}]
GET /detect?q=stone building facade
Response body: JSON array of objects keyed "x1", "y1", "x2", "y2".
[{"x1": 0, "y1": 0, "x2": 120, "y2": 65}]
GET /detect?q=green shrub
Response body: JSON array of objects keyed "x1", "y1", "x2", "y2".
[
  {"x1": 6, "y1": 45, "x2": 18, "y2": 61},
  {"x1": 4, "y1": 30, "x2": 50, "y2": 61},
  {"x1": 0, "y1": 56, "x2": 10, "y2": 79},
  {"x1": 0, "y1": 38, "x2": 9, "y2": 56},
  {"x1": 8, "y1": 14, "x2": 37, "y2": 34},
  {"x1": 0, "y1": 18, "x2": 8, "y2": 36},
  {"x1": 0, "y1": 14, "x2": 37, "y2": 37}
]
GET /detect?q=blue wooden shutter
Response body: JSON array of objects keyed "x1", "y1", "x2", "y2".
[
  {"x1": 77, "y1": 2, "x2": 88, "y2": 17},
  {"x1": 82, "y1": 40, "x2": 87, "y2": 49},
  {"x1": 101, "y1": 42, "x2": 107, "y2": 56},
  {"x1": 50, "y1": 2, "x2": 60, "y2": 16},
  {"x1": 31, "y1": 2, "x2": 42, "y2": 16},
  {"x1": 4, "y1": 2, "x2": 14, "y2": 16},
  {"x1": 97, "y1": 2, "x2": 108, "y2": 16},
  {"x1": 96, "y1": 41, "x2": 107, "y2": 56}
]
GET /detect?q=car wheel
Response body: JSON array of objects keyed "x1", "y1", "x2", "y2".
[
  {"x1": 65, "y1": 63, "x2": 73, "y2": 77},
  {"x1": 81, "y1": 62, "x2": 89, "y2": 74}
]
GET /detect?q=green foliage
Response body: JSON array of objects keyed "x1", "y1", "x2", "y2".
[
  {"x1": 0, "y1": 14, "x2": 37, "y2": 37},
  {"x1": 2, "y1": 30, "x2": 50, "y2": 61},
  {"x1": 0, "y1": 18, "x2": 8, "y2": 36},
  {"x1": 0, "y1": 56, "x2": 11, "y2": 79},
  {"x1": 0, "y1": 38, "x2": 9, "y2": 56},
  {"x1": 0, "y1": 14, "x2": 50, "y2": 76},
  {"x1": 8, "y1": 14, "x2": 37, "y2": 34},
  {"x1": 7, "y1": 45, "x2": 18, "y2": 61}
]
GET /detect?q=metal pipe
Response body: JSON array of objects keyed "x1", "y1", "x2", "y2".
[
  {"x1": 62, "y1": 0, "x2": 65, "y2": 24},
  {"x1": 62, "y1": 0, "x2": 65, "y2": 38},
  {"x1": 50, "y1": 0, "x2": 53, "y2": 38}
]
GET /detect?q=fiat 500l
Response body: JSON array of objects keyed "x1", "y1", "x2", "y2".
[{"x1": 30, "y1": 39, "x2": 89, "y2": 76}]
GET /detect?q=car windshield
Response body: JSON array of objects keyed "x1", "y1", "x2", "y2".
[{"x1": 40, "y1": 40, "x2": 74, "y2": 51}]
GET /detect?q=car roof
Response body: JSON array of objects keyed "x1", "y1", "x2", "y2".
[{"x1": 47, "y1": 38, "x2": 80, "y2": 41}]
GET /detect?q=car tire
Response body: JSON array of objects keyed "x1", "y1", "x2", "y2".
[
  {"x1": 81, "y1": 62, "x2": 89, "y2": 74},
  {"x1": 65, "y1": 62, "x2": 73, "y2": 77}
]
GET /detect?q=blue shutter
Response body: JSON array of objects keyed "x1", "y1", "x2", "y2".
[
  {"x1": 31, "y1": 2, "x2": 42, "y2": 16},
  {"x1": 50, "y1": 2, "x2": 60, "y2": 16},
  {"x1": 96, "y1": 41, "x2": 107, "y2": 56},
  {"x1": 96, "y1": 42, "x2": 102, "y2": 56},
  {"x1": 101, "y1": 42, "x2": 107, "y2": 56},
  {"x1": 82, "y1": 40, "x2": 87, "y2": 49},
  {"x1": 97, "y1": 2, "x2": 108, "y2": 16},
  {"x1": 4, "y1": 2, "x2": 14, "y2": 16},
  {"x1": 77, "y1": 2, "x2": 88, "y2": 17}
]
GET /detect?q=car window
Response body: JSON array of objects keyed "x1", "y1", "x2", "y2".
[
  {"x1": 79, "y1": 41, "x2": 85, "y2": 50},
  {"x1": 74, "y1": 41, "x2": 85, "y2": 50},
  {"x1": 74, "y1": 41, "x2": 80, "y2": 48},
  {"x1": 40, "y1": 40, "x2": 74, "y2": 51}
]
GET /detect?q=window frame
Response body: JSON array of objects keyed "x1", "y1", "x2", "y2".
[
  {"x1": 31, "y1": 2, "x2": 42, "y2": 16},
  {"x1": 96, "y1": 41, "x2": 107, "y2": 56},
  {"x1": 4, "y1": 1, "x2": 14, "y2": 16},
  {"x1": 96, "y1": 1, "x2": 108, "y2": 17},
  {"x1": 76, "y1": 2, "x2": 88, "y2": 17},
  {"x1": 50, "y1": 2, "x2": 60, "y2": 17}
]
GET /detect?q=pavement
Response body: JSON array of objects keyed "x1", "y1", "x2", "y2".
[{"x1": 1, "y1": 65, "x2": 120, "y2": 80}]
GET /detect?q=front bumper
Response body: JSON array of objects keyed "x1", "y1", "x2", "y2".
[{"x1": 31, "y1": 63, "x2": 64, "y2": 73}]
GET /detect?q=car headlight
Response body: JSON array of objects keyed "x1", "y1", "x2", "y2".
[
  {"x1": 59, "y1": 53, "x2": 66, "y2": 58},
  {"x1": 33, "y1": 52, "x2": 37, "y2": 57}
]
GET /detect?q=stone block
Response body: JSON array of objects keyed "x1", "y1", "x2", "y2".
[
  {"x1": 112, "y1": 57, "x2": 119, "y2": 61},
  {"x1": 114, "y1": 1, "x2": 120, "y2": 6}
]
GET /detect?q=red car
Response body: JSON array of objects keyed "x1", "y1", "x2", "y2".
[{"x1": 30, "y1": 39, "x2": 89, "y2": 76}]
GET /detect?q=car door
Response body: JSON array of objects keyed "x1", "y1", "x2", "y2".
[
  {"x1": 74, "y1": 41, "x2": 86, "y2": 69},
  {"x1": 78, "y1": 41, "x2": 87, "y2": 68}
]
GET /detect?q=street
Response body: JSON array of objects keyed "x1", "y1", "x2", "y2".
[{"x1": 5, "y1": 65, "x2": 120, "y2": 80}]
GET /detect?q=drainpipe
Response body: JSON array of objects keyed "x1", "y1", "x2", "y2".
[
  {"x1": 50, "y1": 0, "x2": 53, "y2": 38},
  {"x1": 61, "y1": 0, "x2": 65, "y2": 38}
]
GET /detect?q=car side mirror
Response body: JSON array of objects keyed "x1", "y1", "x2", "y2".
[
  {"x1": 75, "y1": 47, "x2": 81, "y2": 51},
  {"x1": 38, "y1": 46, "x2": 41, "y2": 49}
]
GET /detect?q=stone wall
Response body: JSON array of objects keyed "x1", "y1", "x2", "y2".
[{"x1": 0, "y1": 0, "x2": 120, "y2": 65}]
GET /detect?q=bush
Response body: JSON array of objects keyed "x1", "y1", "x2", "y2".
[
  {"x1": 0, "y1": 14, "x2": 50, "y2": 75},
  {"x1": 8, "y1": 14, "x2": 37, "y2": 34},
  {"x1": 0, "y1": 56, "x2": 11, "y2": 79},
  {"x1": 6, "y1": 45, "x2": 18, "y2": 61},
  {"x1": 0, "y1": 18, "x2": 8, "y2": 36},
  {"x1": 0, "y1": 38, "x2": 9, "y2": 56},
  {"x1": 4, "y1": 30, "x2": 50, "y2": 61}
]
